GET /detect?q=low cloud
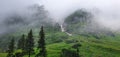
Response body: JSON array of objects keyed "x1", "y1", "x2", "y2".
[{"x1": 41, "y1": 0, "x2": 120, "y2": 31}]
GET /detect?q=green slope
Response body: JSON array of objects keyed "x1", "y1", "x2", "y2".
[
  {"x1": 1, "y1": 33, "x2": 120, "y2": 57},
  {"x1": 1, "y1": 9, "x2": 120, "y2": 57}
]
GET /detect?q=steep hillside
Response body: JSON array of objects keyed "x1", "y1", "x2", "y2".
[
  {"x1": 63, "y1": 9, "x2": 116, "y2": 38},
  {"x1": 0, "y1": 9, "x2": 120, "y2": 57}
]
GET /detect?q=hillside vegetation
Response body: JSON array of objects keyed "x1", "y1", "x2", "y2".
[{"x1": 0, "y1": 9, "x2": 120, "y2": 57}]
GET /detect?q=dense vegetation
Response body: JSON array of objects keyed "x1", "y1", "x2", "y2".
[
  {"x1": 0, "y1": 8, "x2": 120, "y2": 57},
  {"x1": 1, "y1": 29, "x2": 120, "y2": 57}
]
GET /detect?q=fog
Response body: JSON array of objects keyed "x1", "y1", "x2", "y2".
[
  {"x1": 0, "y1": 0, "x2": 39, "y2": 21},
  {"x1": 41, "y1": 0, "x2": 120, "y2": 31},
  {"x1": 0, "y1": 0, "x2": 40, "y2": 34},
  {"x1": 0, "y1": 0, "x2": 120, "y2": 34}
]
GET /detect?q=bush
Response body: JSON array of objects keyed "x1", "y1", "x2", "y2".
[
  {"x1": 14, "y1": 52, "x2": 23, "y2": 57},
  {"x1": 60, "y1": 48, "x2": 80, "y2": 57}
]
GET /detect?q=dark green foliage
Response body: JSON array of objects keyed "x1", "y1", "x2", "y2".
[
  {"x1": 7, "y1": 53, "x2": 13, "y2": 57},
  {"x1": 14, "y1": 52, "x2": 23, "y2": 57},
  {"x1": 8, "y1": 38, "x2": 15, "y2": 53},
  {"x1": 36, "y1": 26, "x2": 46, "y2": 57},
  {"x1": 17, "y1": 34, "x2": 25, "y2": 51},
  {"x1": 7, "y1": 38, "x2": 15, "y2": 57},
  {"x1": 72, "y1": 43, "x2": 81, "y2": 49},
  {"x1": 60, "y1": 49, "x2": 80, "y2": 57},
  {"x1": 38, "y1": 26, "x2": 45, "y2": 49},
  {"x1": 60, "y1": 43, "x2": 81, "y2": 57},
  {"x1": 25, "y1": 29, "x2": 34, "y2": 57},
  {"x1": 65, "y1": 39, "x2": 78, "y2": 44},
  {"x1": 72, "y1": 43, "x2": 81, "y2": 56}
]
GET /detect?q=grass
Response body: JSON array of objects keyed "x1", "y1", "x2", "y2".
[
  {"x1": 1, "y1": 31, "x2": 120, "y2": 57},
  {"x1": 1, "y1": 38, "x2": 120, "y2": 57},
  {"x1": 0, "y1": 53, "x2": 7, "y2": 57}
]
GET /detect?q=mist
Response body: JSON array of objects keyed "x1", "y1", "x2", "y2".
[
  {"x1": 41, "y1": 0, "x2": 120, "y2": 32},
  {"x1": 0, "y1": 0, "x2": 44, "y2": 34},
  {"x1": 0, "y1": 0, "x2": 120, "y2": 34}
]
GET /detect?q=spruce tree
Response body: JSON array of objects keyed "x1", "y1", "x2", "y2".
[
  {"x1": 37, "y1": 26, "x2": 46, "y2": 57},
  {"x1": 7, "y1": 38, "x2": 15, "y2": 57},
  {"x1": 25, "y1": 29, "x2": 34, "y2": 57},
  {"x1": 17, "y1": 34, "x2": 25, "y2": 51}
]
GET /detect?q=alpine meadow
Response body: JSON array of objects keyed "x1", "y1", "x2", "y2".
[{"x1": 0, "y1": 0, "x2": 120, "y2": 57}]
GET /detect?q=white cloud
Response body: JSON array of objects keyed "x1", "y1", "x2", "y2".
[
  {"x1": 41, "y1": 0, "x2": 120, "y2": 31},
  {"x1": 0, "y1": 0, "x2": 120, "y2": 32}
]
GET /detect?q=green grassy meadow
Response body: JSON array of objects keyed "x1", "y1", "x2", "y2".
[{"x1": 1, "y1": 32, "x2": 120, "y2": 57}]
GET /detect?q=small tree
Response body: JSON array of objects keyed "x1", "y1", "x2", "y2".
[
  {"x1": 7, "y1": 38, "x2": 15, "y2": 57},
  {"x1": 14, "y1": 52, "x2": 23, "y2": 57},
  {"x1": 36, "y1": 26, "x2": 46, "y2": 57},
  {"x1": 72, "y1": 43, "x2": 81, "y2": 57},
  {"x1": 60, "y1": 49, "x2": 79, "y2": 57},
  {"x1": 25, "y1": 29, "x2": 34, "y2": 57}
]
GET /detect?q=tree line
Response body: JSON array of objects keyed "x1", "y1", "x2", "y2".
[
  {"x1": 7, "y1": 26, "x2": 46, "y2": 57},
  {"x1": 6, "y1": 26, "x2": 81, "y2": 57}
]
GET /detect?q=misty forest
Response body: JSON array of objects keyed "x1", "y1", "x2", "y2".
[{"x1": 0, "y1": 0, "x2": 120, "y2": 57}]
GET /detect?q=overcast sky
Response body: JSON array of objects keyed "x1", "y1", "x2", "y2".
[
  {"x1": 0, "y1": 0, "x2": 40, "y2": 34},
  {"x1": 40, "y1": 0, "x2": 120, "y2": 31},
  {"x1": 0, "y1": 0, "x2": 120, "y2": 32},
  {"x1": 0, "y1": 0, "x2": 39, "y2": 22},
  {"x1": 41, "y1": 0, "x2": 120, "y2": 21}
]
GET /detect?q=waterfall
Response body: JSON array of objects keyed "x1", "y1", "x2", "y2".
[
  {"x1": 60, "y1": 24, "x2": 72, "y2": 36},
  {"x1": 60, "y1": 25, "x2": 65, "y2": 32}
]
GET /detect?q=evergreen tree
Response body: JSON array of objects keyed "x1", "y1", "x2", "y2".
[
  {"x1": 17, "y1": 34, "x2": 25, "y2": 51},
  {"x1": 36, "y1": 26, "x2": 46, "y2": 57},
  {"x1": 25, "y1": 29, "x2": 34, "y2": 57},
  {"x1": 7, "y1": 38, "x2": 15, "y2": 57}
]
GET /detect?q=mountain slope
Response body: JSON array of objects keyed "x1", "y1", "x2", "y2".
[
  {"x1": 63, "y1": 9, "x2": 117, "y2": 38},
  {"x1": 0, "y1": 8, "x2": 120, "y2": 57}
]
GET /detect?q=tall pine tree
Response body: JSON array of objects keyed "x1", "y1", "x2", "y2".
[
  {"x1": 25, "y1": 29, "x2": 34, "y2": 57},
  {"x1": 36, "y1": 26, "x2": 46, "y2": 57},
  {"x1": 7, "y1": 38, "x2": 15, "y2": 57},
  {"x1": 17, "y1": 34, "x2": 25, "y2": 51}
]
